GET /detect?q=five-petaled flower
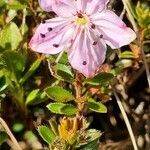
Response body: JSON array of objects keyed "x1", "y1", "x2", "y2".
[{"x1": 30, "y1": 0, "x2": 136, "y2": 78}]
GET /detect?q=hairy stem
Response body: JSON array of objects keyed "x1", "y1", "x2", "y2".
[
  {"x1": 0, "y1": 117, "x2": 22, "y2": 150},
  {"x1": 74, "y1": 73, "x2": 84, "y2": 115}
]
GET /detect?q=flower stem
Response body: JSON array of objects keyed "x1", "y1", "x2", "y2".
[
  {"x1": 112, "y1": 87, "x2": 138, "y2": 150},
  {"x1": 0, "y1": 117, "x2": 22, "y2": 150}
]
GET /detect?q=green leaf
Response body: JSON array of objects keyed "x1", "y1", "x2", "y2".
[
  {"x1": 60, "y1": 104, "x2": 77, "y2": 116},
  {"x1": 47, "y1": 103, "x2": 77, "y2": 116},
  {"x1": 0, "y1": 76, "x2": 7, "y2": 93},
  {"x1": 78, "y1": 140, "x2": 99, "y2": 150},
  {"x1": 7, "y1": 1, "x2": 26, "y2": 10},
  {"x1": 58, "y1": 53, "x2": 68, "y2": 64},
  {"x1": 84, "y1": 73, "x2": 114, "y2": 86},
  {"x1": 24, "y1": 131, "x2": 38, "y2": 143},
  {"x1": 0, "y1": 132, "x2": 8, "y2": 145},
  {"x1": 45, "y1": 86, "x2": 74, "y2": 102},
  {"x1": 19, "y1": 56, "x2": 43, "y2": 84},
  {"x1": 135, "y1": 1, "x2": 150, "y2": 27},
  {"x1": 26, "y1": 90, "x2": 48, "y2": 105},
  {"x1": 55, "y1": 63, "x2": 74, "y2": 82},
  {"x1": 6, "y1": 9, "x2": 17, "y2": 23},
  {"x1": 77, "y1": 129, "x2": 101, "y2": 148},
  {"x1": 49, "y1": 53, "x2": 68, "y2": 64},
  {"x1": 126, "y1": 0, "x2": 138, "y2": 20},
  {"x1": 56, "y1": 64, "x2": 73, "y2": 77},
  {"x1": 86, "y1": 129, "x2": 101, "y2": 142},
  {"x1": 26, "y1": 89, "x2": 39, "y2": 105},
  {"x1": 116, "y1": 59, "x2": 133, "y2": 68},
  {"x1": 119, "y1": 51, "x2": 134, "y2": 59},
  {"x1": 37, "y1": 126, "x2": 56, "y2": 145},
  {"x1": 0, "y1": 51, "x2": 26, "y2": 79},
  {"x1": 0, "y1": 0, "x2": 7, "y2": 8},
  {"x1": 88, "y1": 98, "x2": 107, "y2": 113},
  {"x1": 0, "y1": 22, "x2": 22, "y2": 51},
  {"x1": 47, "y1": 103, "x2": 66, "y2": 114},
  {"x1": 12, "y1": 122, "x2": 24, "y2": 132}
]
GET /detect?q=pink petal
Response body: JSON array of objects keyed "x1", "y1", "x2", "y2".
[
  {"x1": 68, "y1": 29, "x2": 106, "y2": 78},
  {"x1": 29, "y1": 18, "x2": 74, "y2": 54},
  {"x1": 92, "y1": 10, "x2": 136, "y2": 48},
  {"x1": 75, "y1": 0, "x2": 87, "y2": 11},
  {"x1": 63, "y1": 0, "x2": 76, "y2": 6},
  {"x1": 86, "y1": 0, "x2": 109, "y2": 15},
  {"x1": 38, "y1": 0, "x2": 53, "y2": 12},
  {"x1": 52, "y1": 1, "x2": 76, "y2": 18}
]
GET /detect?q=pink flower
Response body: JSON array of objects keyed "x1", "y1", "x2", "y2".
[{"x1": 29, "y1": 0, "x2": 136, "y2": 78}]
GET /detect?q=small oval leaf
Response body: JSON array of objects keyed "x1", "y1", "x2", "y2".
[
  {"x1": 37, "y1": 126, "x2": 56, "y2": 145},
  {"x1": 76, "y1": 129, "x2": 101, "y2": 148},
  {"x1": 56, "y1": 63, "x2": 73, "y2": 77},
  {"x1": 55, "y1": 63, "x2": 74, "y2": 82},
  {"x1": 47, "y1": 103, "x2": 64, "y2": 114},
  {"x1": 60, "y1": 104, "x2": 77, "y2": 116},
  {"x1": 26, "y1": 90, "x2": 48, "y2": 106},
  {"x1": 85, "y1": 73, "x2": 114, "y2": 86},
  {"x1": 47, "y1": 103, "x2": 77, "y2": 116},
  {"x1": 78, "y1": 140, "x2": 99, "y2": 150},
  {"x1": 45, "y1": 86, "x2": 74, "y2": 102},
  {"x1": 88, "y1": 98, "x2": 107, "y2": 113},
  {"x1": 116, "y1": 59, "x2": 133, "y2": 68},
  {"x1": 0, "y1": 22, "x2": 22, "y2": 51},
  {"x1": 26, "y1": 89, "x2": 39, "y2": 105},
  {"x1": 119, "y1": 51, "x2": 134, "y2": 59}
]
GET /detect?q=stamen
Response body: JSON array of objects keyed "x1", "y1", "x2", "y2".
[
  {"x1": 40, "y1": 33, "x2": 45, "y2": 38},
  {"x1": 83, "y1": 61, "x2": 87, "y2": 65}
]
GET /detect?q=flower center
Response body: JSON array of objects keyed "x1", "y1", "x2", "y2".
[{"x1": 75, "y1": 14, "x2": 88, "y2": 26}]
